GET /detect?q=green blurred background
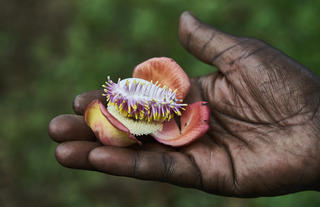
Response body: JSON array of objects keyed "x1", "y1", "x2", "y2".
[{"x1": 1, "y1": 0, "x2": 320, "y2": 206}]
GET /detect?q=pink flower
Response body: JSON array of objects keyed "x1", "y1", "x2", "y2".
[{"x1": 84, "y1": 57, "x2": 210, "y2": 147}]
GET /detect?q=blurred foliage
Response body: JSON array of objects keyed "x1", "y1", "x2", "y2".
[{"x1": 1, "y1": 0, "x2": 320, "y2": 206}]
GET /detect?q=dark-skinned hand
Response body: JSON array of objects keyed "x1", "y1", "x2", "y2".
[{"x1": 49, "y1": 11, "x2": 320, "y2": 197}]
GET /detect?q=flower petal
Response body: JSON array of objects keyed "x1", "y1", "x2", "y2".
[
  {"x1": 84, "y1": 99, "x2": 140, "y2": 147},
  {"x1": 132, "y1": 57, "x2": 191, "y2": 100},
  {"x1": 151, "y1": 101, "x2": 210, "y2": 147},
  {"x1": 99, "y1": 103, "x2": 133, "y2": 137}
]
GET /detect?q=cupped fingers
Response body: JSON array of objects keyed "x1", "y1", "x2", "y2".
[{"x1": 49, "y1": 114, "x2": 96, "y2": 142}]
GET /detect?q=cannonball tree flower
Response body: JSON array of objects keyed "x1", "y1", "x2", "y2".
[{"x1": 84, "y1": 57, "x2": 210, "y2": 147}]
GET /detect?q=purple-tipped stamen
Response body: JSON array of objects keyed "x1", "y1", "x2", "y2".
[{"x1": 102, "y1": 77, "x2": 187, "y2": 122}]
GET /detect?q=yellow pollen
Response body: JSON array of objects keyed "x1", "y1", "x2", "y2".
[{"x1": 133, "y1": 104, "x2": 137, "y2": 111}]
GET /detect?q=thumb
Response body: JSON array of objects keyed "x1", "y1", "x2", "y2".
[{"x1": 178, "y1": 11, "x2": 246, "y2": 68}]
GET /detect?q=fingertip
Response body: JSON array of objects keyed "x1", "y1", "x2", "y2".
[
  {"x1": 48, "y1": 114, "x2": 96, "y2": 142},
  {"x1": 180, "y1": 10, "x2": 192, "y2": 18},
  {"x1": 55, "y1": 141, "x2": 100, "y2": 170},
  {"x1": 179, "y1": 11, "x2": 197, "y2": 30},
  {"x1": 48, "y1": 115, "x2": 64, "y2": 142},
  {"x1": 73, "y1": 90, "x2": 106, "y2": 115},
  {"x1": 73, "y1": 94, "x2": 83, "y2": 115},
  {"x1": 178, "y1": 11, "x2": 200, "y2": 49},
  {"x1": 55, "y1": 142, "x2": 74, "y2": 167},
  {"x1": 178, "y1": 11, "x2": 241, "y2": 67}
]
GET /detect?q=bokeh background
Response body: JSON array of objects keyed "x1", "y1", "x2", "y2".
[{"x1": 1, "y1": 0, "x2": 320, "y2": 206}]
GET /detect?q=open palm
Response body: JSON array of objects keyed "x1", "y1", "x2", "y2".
[{"x1": 49, "y1": 12, "x2": 320, "y2": 197}]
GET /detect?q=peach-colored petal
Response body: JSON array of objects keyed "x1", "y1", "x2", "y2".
[
  {"x1": 151, "y1": 119, "x2": 180, "y2": 141},
  {"x1": 132, "y1": 57, "x2": 191, "y2": 100},
  {"x1": 84, "y1": 99, "x2": 139, "y2": 147},
  {"x1": 151, "y1": 101, "x2": 210, "y2": 147}
]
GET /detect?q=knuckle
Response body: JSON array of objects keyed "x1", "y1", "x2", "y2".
[
  {"x1": 161, "y1": 152, "x2": 175, "y2": 181},
  {"x1": 132, "y1": 151, "x2": 142, "y2": 177},
  {"x1": 73, "y1": 94, "x2": 83, "y2": 114}
]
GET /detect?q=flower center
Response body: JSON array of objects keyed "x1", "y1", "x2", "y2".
[{"x1": 102, "y1": 77, "x2": 187, "y2": 122}]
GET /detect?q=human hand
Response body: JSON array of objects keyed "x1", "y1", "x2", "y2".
[{"x1": 49, "y1": 11, "x2": 320, "y2": 197}]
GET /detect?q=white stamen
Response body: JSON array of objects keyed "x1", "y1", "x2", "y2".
[{"x1": 116, "y1": 78, "x2": 178, "y2": 105}]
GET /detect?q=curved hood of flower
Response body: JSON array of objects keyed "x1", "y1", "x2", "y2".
[
  {"x1": 84, "y1": 57, "x2": 210, "y2": 147},
  {"x1": 133, "y1": 57, "x2": 190, "y2": 100}
]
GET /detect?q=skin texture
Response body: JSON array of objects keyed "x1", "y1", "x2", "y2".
[{"x1": 48, "y1": 11, "x2": 320, "y2": 197}]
